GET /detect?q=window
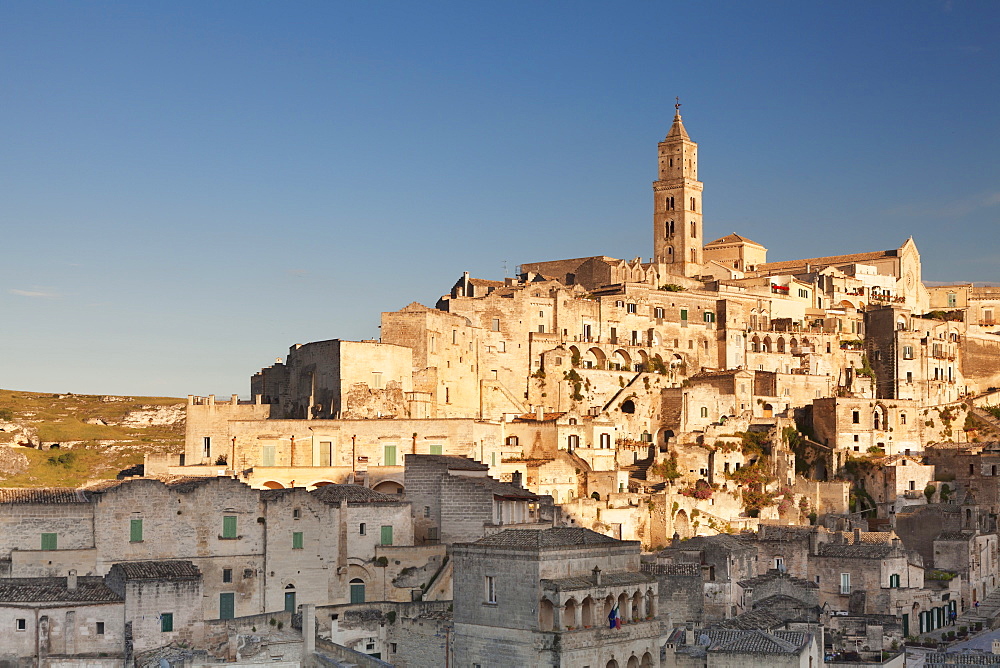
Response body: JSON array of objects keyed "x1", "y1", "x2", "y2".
[
  {"x1": 491, "y1": 318, "x2": 500, "y2": 331},
  {"x1": 293, "y1": 532, "x2": 304, "y2": 549},
  {"x1": 906, "y1": 371, "x2": 913, "y2": 384},
  {"x1": 371, "y1": 372, "x2": 383, "y2": 389},
  {"x1": 203, "y1": 436, "x2": 211, "y2": 458},
  {"x1": 599, "y1": 433, "x2": 611, "y2": 449},
  {"x1": 627, "y1": 303, "x2": 637, "y2": 314},
  {"x1": 775, "y1": 557, "x2": 784, "y2": 571},
  {"x1": 130, "y1": 518, "x2": 143, "y2": 543},
  {"x1": 15, "y1": 619, "x2": 26, "y2": 631},
  {"x1": 384, "y1": 445, "x2": 397, "y2": 466},
  {"x1": 452, "y1": 330, "x2": 457, "y2": 344},
  {"x1": 261, "y1": 444, "x2": 275, "y2": 467},
  {"x1": 840, "y1": 573, "x2": 851, "y2": 595},
  {"x1": 680, "y1": 308, "x2": 688, "y2": 322},
  {"x1": 293, "y1": 508, "x2": 301, "y2": 520},
  {"x1": 909, "y1": 480, "x2": 915, "y2": 490},
  {"x1": 160, "y1": 613, "x2": 174, "y2": 632},
  {"x1": 222, "y1": 516, "x2": 237, "y2": 539},
  {"x1": 699, "y1": 407, "x2": 708, "y2": 418},
  {"x1": 890, "y1": 574, "x2": 900, "y2": 588},
  {"x1": 223, "y1": 568, "x2": 233, "y2": 583},
  {"x1": 429, "y1": 444, "x2": 442, "y2": 455},
  {"x1": 567, "y1": 435, "x2": 580, "y2": 449},
  {"x1": 690, "y1": 197, "x2": 696, "y2": 211},
  {"x1": 359, "y1": 523, "x2": 366, "y2": 535},
  {"x1": 903, "y1": 345, "x2": 914, "y2": 360},
  {"x1": 380, "y1": 525, "x2": 394, "y2": 546},
  {"x1": 41, "y1": 533, "x2": 57, "y2": 550},
  {"x1": 615, "y1": 300, "x2": 624, "y2": 308},
  {"x1": 485, "y1": 575, "x2": 497, "y2": 604},
  {"x1": 901, "y1": 414, "x2": 907, "y2": 425},
  {"x1": 690, "y1": 221, "x2": 697, "y2": 237},
  {"x1": 852, "y1": 411, "x2": 860, "y2": 424},
  {"x1": 654, "y1": 307, "x2": 664, "y2": 319},
  {"x1": 948, "y1": 292, "x2": 957, "y2": 308},
  {"x1": 220, "y1": 593, "x2": 235, "y2": 620},
  {"x1": 704, "y1": 311, "x2": 715, "y2": 323},
  {"x1": 96, "y1": 621, "x2": 105, "y2": 635}
]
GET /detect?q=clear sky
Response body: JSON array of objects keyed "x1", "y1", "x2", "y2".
[{"x1": 1, "y1": 1, "x2": 998, "y2": 398}]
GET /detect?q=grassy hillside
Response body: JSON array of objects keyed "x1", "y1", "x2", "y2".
[{"x1": 0, "y1": 389, "x2": 185, "y2": 487}]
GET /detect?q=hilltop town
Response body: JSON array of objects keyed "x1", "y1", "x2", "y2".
[{"x1": 4, "y1": 109, "x2": 1000, "y2": 667}]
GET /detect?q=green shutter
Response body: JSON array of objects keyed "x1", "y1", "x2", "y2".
[
  {"x1": 222, "y1": 516, "x2": 237, "y2": 538},
  {"x1": 384, "y1": 445, "x2": 396, "y2": 466},
  {"x1": 292, "y1": 532, "x2": 303, "y2": 549},
  {"x1": 680, "y1": 309, "x2": 688, "y2": 321},
  {"x1": 284, "y1": 591, "x2": 296, "y2": 612},
  {"x1": 130, "y1": 519, "x2": 143, "y2": 543},
  {"x1": 380, "y1": 525, "x2": 393, "y2": 546},
  {"x1": 40, "y1": 533, "x2": 57, "y2": 550},
  {"x1": 220, "y1": 593, "x2": 235, "y2": 620},
  {"x1": 429, "y1": 444, "x2": 442, "y2": 455},
  {"x1": 160, "y1": 613, "x2": 173, "y2": 632},
  {"x1": 350, "y1": 582, "x2": 366, "y2": 604}
]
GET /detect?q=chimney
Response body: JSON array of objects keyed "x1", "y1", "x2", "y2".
[
  {"x1": 536, "y1": 405, "x2": 545, "y2": 422},
  {"x1": 231, "y1": 394, "x2": 239, "y2": 405},
  {"x1": 685, "y1": 624, "x2": 695, "y2": 645},
  {"x1": 593, "y1": 566, "x2": 602, "y2": 586},
  {"x1": 67, "y1": 569, "x2": 77, "y2": 590},
  {"x1": 853, "y1": 528, "x2": 861, "y2": 544},
  {"x1": 303, "y1": 603, "x2": 316, "y2": 655},
  {"x1": 672, "y1": 531, "x2": 681, "y2": 547},
  {"x1": 511, "y1": 471, "x2": 523, "y2": 488}
]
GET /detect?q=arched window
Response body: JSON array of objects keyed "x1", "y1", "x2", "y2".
[
  {"x1": 667, "y1": 246, "x2": 674, "y2": 259},
  {"x1": 690, "y1": 221, "x2": 696, "y2": 238},
  {"x1": 699, "y1": 407, "x2": 708, "y2": 418},
  {"x1": 690, "y1": 197, "x2": 696, "y2": 211},
  {"x1": 690, "y1": 249, "x2": 697, "y2": 262}
]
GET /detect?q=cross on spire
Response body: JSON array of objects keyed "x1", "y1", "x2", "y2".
[{"x1": 675, "y1": 96, "x2": 681, "y2": 112}]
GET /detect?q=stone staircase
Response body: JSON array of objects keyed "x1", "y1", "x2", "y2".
[
  {"x1": 957, "y1": 586, "x2": 1000, "y2": 628},
  {"x1": 624, "y1": 451, "x2": 667, "y2": 493},
  {"x1": 968, "y1": 406, "x2": 1000, "y2": 435}
]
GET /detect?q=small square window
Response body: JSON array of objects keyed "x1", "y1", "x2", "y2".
[
  {"x1": 96, "y1": 621, "x2": 105, "y2": 635},
  {"x1": 15, "y1": 618, "x2": 26, "y2": 631},
  {"x1": 293, "y1": 508, "x2": 301, "y2": 519},
  {"x1": 223, "y1": 568, "x2": 233, "y2": 583},
  {"x1": 40, "y1": 533, "x2": 57, "y2": 551}
]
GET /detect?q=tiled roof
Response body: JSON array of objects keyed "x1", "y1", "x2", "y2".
[
  {"x1": 542, "y1": 571, "x2": 654, "y2": 591},
  {"x1": 472, "y1": 527, "x2": 628, "y2": 550},
  {"x1": 642, "y1": 563, "x2": 702, "y2": 577},
  {"x1": 405, "y1": 454, "x2": 488, "y2": 471},
  {"x1": 759, "y1": 250, "x2": 894, "y2": 273},
  {"x1": 712, "y1": 629, "x2": 804, "y2": 654},
  {"x1": 706, "y1": 233, "x2": 765, "y2": 248},
  {"x1": 512, "y1": 412, "x2": 567, "y2": 423},
  {"x1": 738, "y1": 570, "x2": 818, "y2": 589},
  {"x1": 467, "y1": 476, "x2": 537, "y2": 500},
  {"x1": 752, "y1": 525, "x2": 815, "y2": 542},
  {"x1": 818, "y1": 542, "x2": 893, "y2": 559},
  {"x1": 311, "y1": 484, "x2": 404, "y2": 504},
  {"x1": 113, "y1": 561, "x2": 201, "y2": 580},
  {"x1": 0, "y1": 577, "x2": 122, "y2": 603},
  {"x1": 0, "y1": 488, "x2": 90, "y2": 504},
  {"x1": 659, "y1": 534, "x2": 753, "y2": 554},
  {"x1": 937, "y1": 530, "x2": 978, "y2": 542},
  {"x1": 716, "y1": 608, "x2": 783, "y2": 630}
]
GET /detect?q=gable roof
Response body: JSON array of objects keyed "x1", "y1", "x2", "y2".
[
  {"x1": 311, "y1": 484, "x2": 404, "y2": 505},
  {"x1": 471, "y1": 527, "x2": 628, "y2": 550},
  {"x1": 706, "y1": 233, "x2": 765, "y2": 248},
  {"x1": 0, "y1": 577, "x2": 122, "y2": 604},
  {"x1": 112, "y1": 561, "x2": 201, "y2": 580},
  {"x1": 0, "y1": 488, "x2": 90, "y2": 504},
  {"x1": 759, "y1": 249, "x2": 896, "y2": 273}
]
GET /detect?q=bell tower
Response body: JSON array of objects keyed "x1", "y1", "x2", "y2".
[{"x1": 653, "y1": 99, "x2": 703, "y2": 278}]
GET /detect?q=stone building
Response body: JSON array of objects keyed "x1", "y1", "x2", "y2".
[
  {"x1": 403, "y1": 454, "x2": 544, "y2": 545},
  {"x1": 452, "y1": 527, "x2": 659, "y2": 668},
  {"x1": 0, "y1": 572, "x2": 124, "y2": 665},
  {"x1": 662, "y1": 626, "x2": 822, "y2": 668}
]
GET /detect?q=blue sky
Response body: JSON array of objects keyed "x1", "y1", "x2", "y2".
[{"x1": 1, "y1": 1, "x2": 997, "y2": 397}]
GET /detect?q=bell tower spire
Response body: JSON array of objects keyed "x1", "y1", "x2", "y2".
[{"x1": 653, "y1": 99, "x2": 703, "y2": 278}]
